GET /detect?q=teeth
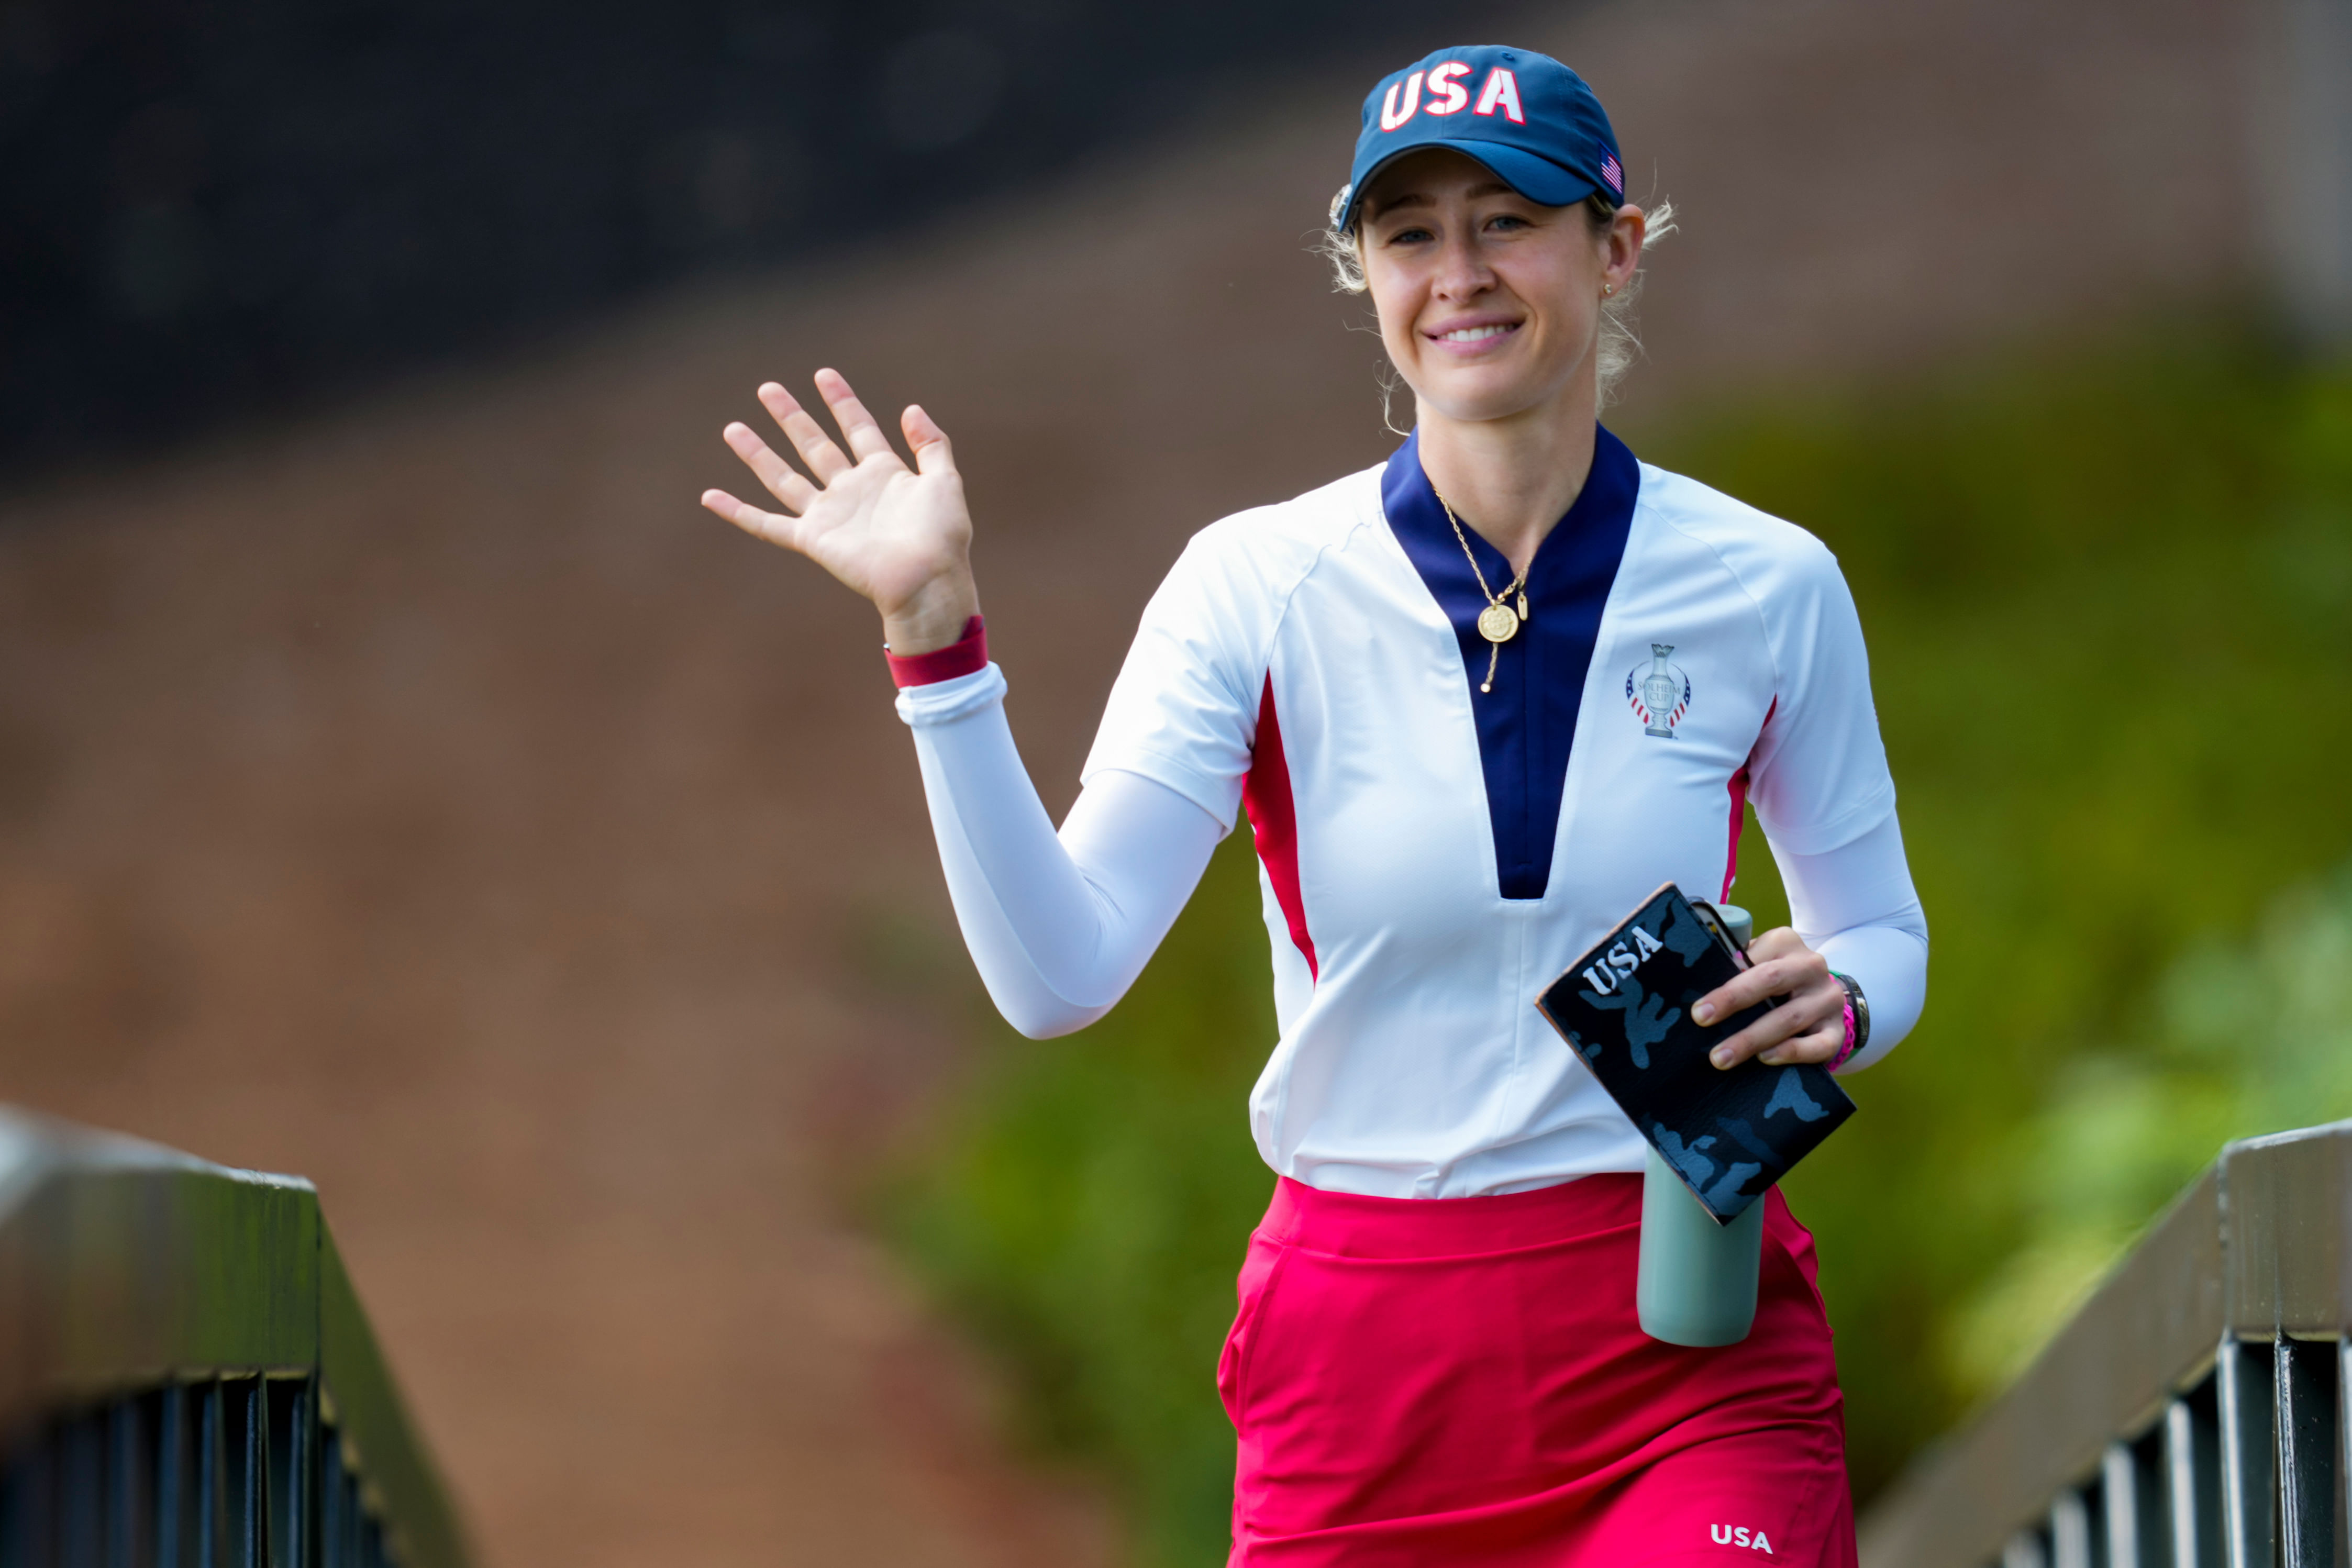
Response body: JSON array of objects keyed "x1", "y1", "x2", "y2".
[{"x1": 1439, "y1": 324, "x2": 1514, "y2": 342}]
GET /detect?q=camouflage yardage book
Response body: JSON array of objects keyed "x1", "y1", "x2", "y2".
[{"x1": 1536, "y1": 883, "x2": 1855, "y2": 1224}]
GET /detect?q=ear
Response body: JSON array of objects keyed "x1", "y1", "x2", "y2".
[{"x1": 1605, "y1": 204, "x2": 1647, "y2": 290}]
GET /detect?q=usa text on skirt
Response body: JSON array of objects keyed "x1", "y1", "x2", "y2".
[{"x1": 1219, "y1": 1173, "x2": 1856, "y2": 1566}]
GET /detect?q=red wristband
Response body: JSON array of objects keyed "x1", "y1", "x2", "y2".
[{"x1": 885, "y1": 615, "x2": 988, "y2": 688}]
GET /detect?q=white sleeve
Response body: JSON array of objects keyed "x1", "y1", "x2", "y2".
[
  {"x1": 1769, "y1": 811, "x2": 1928, "y2": 1073},
  {"x1": 1746, "y1": 538, "x2": 1898, "y2": 856},
  {"x1": 1080, "y1": 523, "x2": 1282, "y2": 829},
  {"x1": 897, "y1": 664, "x2": 1226, "y2": 1039}
]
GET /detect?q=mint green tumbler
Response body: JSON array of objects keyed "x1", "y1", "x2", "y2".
[
  {"x1": 1636, "y1": 1145, "x2": 1765, "y2": 1345},
  {"x1": 1634, "y1": 903, "x2": 1766, "y2": 1347}
]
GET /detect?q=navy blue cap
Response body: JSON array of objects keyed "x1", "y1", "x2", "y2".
[{"x1": 1332, "y1": 46, "x2": 1623, "y2": 232}]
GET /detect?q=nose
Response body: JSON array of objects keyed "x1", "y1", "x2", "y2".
[{"x1": 1430, "y1": 229, "x2": 1494, "y2": 301}]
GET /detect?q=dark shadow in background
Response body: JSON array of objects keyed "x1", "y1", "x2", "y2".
[{"x1": 0, "y1": 0, "x2": 1519, "y2": 484}]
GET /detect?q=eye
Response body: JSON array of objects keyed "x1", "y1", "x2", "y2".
[
  {"x1": 1385, "y1": 224, "x2": 1435, "y2": 246},
  {"x1": 1486, "y1": 213, "x2": 1530, "y2": 232}
]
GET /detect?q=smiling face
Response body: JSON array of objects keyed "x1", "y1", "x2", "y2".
[{"x1": 1358, "y1": 148, "x2": 1644, "y2": 433}]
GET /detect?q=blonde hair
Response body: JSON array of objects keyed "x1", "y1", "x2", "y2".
[{"x1": 1317, "y1": 192, "x2": 1677, "y2": 410}]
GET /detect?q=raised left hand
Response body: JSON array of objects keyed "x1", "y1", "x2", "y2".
[{"x1": 1690, "y1": 927, "x2": 1846, "y2": 1070}]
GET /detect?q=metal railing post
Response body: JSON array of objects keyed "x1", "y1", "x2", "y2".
[
  {"x1": 2166, "y1": 1391, "x2": 2226, "y2": 1568},
  {"x1": 2051, "y1": 1488, "x2": 2095, "y2": 1568},
  {"x1": 267, "y1": 1377, "x2": 317, "y2": 1568},
  {"x1": 2220, "y1": 1339, "x2": 2279, "y2": 1568},
  {"x1": 103, "y1": 1396, "x2": 145, "y2": 1568},
  {"x1": 2272, "y1": 1338, "x2": 2335, "y2": 1567},
  {"x1": 155, "y1": 1385, "x2": 191, "y2": 1568},
  {"x1": 317, "y1": 1428, "x2": 347, "y2": 1568},
  {"x1": 2107, "y1": 1434, "x2": 2171, "y2": 1568},
  {"x1": 198, "y1": 1379, "x2": 230, "y2": 1568},
  {"x1": 60, "y1": 1415, "x2": 99, "y2": 1568},
  {"x1": 2339, "y1": 1344, "x2": 2352, "y2": 1568}
]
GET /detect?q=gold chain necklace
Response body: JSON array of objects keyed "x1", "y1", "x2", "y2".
[{"x1": 1432, "y1": 486, "x2": 1530, "y2": 694}]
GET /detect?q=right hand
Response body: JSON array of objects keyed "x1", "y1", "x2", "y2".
[{"x1": 700, "y1": 369, "x2": 980, "y2": 654}]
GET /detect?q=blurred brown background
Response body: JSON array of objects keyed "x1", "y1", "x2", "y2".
[{"x1": 0, "y1": 0, "x2": 2332, "y2": 1561}]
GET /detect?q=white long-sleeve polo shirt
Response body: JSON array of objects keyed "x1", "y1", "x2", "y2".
[{"x1": 898, "y1": 428, "x2": 1927, "y2": 1199}]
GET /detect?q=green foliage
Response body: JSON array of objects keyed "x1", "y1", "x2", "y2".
[
  {"x1": 1943, "y1": 861, "x2": 2352, "y2": 1395},
  {"x1": 883, "y1": 328, "x2": 2352, "y2": 1561}
]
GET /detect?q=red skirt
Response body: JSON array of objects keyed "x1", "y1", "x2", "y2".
[{"x1": 1218, "y1": 1174, "x2": 1856, "y2": 1567}]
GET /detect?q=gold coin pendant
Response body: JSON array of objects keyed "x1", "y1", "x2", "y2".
[{"x1": 1477, "y1": 602, "x2": 1521, "y2": 644}]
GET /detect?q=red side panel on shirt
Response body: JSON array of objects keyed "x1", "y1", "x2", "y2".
[
  {"x1": 1244, "y1": 674, "x2": 1317, "y2": 980},
  {"x1": 1721, "y1": 767, "x2": 1751, "y2": 905},
  {"x1": 1721, "y1": 697, "x2": 1775, "y2": 903},
  {"x1": 886, "y1": 616, "x2": 988, "y2": 687}
]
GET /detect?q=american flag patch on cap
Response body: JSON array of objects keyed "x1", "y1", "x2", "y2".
[{"x1": 1600, "y1": 150, "x2": 1624, "y2": 196}]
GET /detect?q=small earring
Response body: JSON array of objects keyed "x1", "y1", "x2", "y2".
[{"x1": 1603, "y1": 284, "x2": 1615, "y2": 297}]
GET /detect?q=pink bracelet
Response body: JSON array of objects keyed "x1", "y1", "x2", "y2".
[
  {"x1": 1830, "y1": 995, "x2": 1858, "y2": 1072},
  {"x1": 885, "y1": 615, "x2": 988, "y2": 687}
]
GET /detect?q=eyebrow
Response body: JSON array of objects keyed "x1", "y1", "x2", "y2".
[{"x1": 1366, "y1": 181, "x2": 1521, "y2": 219}]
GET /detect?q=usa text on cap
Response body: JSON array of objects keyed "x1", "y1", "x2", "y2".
[{"x1": 1332, "y1": 46, "x2": 1623, "y2": 233}]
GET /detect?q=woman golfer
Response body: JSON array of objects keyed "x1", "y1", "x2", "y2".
[{"x1": 703, "y1": 44, "x2": 1927, "y2": 1567}]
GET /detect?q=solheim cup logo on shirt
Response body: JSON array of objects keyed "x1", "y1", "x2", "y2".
[{"x1": 1626, "y1": 643, "x2": 1690, "y2": 739}]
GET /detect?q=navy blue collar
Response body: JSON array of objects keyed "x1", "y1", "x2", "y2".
[{"x1": 1381, "y1": 426, "x2": 1641, "y2": 899}]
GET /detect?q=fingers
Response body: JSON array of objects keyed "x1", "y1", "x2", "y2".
[
  {"x1": 1756, "y1": 1020, "x2": 1845, "y2": 1067},
  {"x1": 699, "y1": 487, "x2": 805, "y2": 552},
  {"x1": 812, "y1": 368, "x2": 897, "y2": 463},
  {"x1": 758, "y1": 381, "x2": 855, "y2": 483},
  {"x1": 705, "y1": 373, "x2": 935, "y2": 556},
  {"x1": 902, "y1": 404, "x2": 957, "y2": 477},
  {"x1": 1744, "y1": 927, "x2": 1811, "y2": 962},
  {"x1": 1691, "y1": 927, "x2": 1839, "y2": 1070},
  {"x1": 1709, "y1": 996, "x2": 1841, "y2": 1070},
  {"x1": 722, "y1": 421, "x2": 818, "y2": 513},
  {"x1": 1691, "y1": 956, "x2": 1801, "y2": 1030}
]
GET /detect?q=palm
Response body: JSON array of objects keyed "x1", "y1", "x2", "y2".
[
  {"x1": 790, "y1": 447, "x2": 967, "y2": 613},
  {"x1": 701, "y1": 370, "x2": 973, "y2": 628}
]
